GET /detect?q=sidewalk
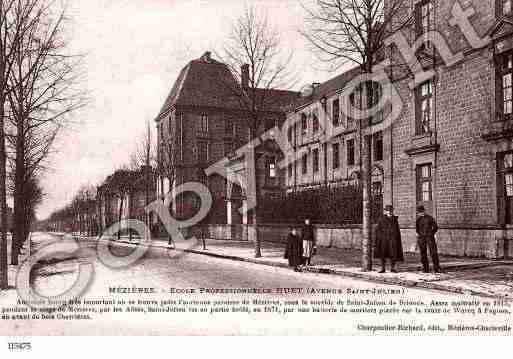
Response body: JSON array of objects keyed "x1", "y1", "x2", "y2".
[
  {"x1": 176, "y1": 239, "x2": 513, "y2": 298},
  {"x1": 54, "y1": 233, "x2": 513, "y2": 299}
]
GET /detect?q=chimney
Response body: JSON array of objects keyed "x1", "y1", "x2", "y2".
[
  {"x1": 200, "y1": 51, "x2": 212, "y2": 63},
  {"x1": 241, "y1": 64, "x2": 249, "y2": 88}
]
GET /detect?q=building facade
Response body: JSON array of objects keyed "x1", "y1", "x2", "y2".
[
  {"x1": 155, "y1": 52, "x2": 297, "y2": 226},
  {"x1": 283, "y1": 0, "x2": 513, "y2": 258}
]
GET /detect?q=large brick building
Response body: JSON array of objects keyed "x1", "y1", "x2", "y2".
[
  {"x1": 284, "y1": 0, "x2": 513, "y2": 258},
  {"x1": 155, "y1": 52, "x2": 297, "y2": 225}
]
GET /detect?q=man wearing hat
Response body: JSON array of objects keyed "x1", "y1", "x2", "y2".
[
  {"x1": 416, "y1": 205, "x2": 441, "y2": 273},
  {"x1": 374, "y1": 205, "x2": 404, "y2": 273}
]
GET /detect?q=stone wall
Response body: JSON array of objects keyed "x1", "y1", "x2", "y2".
[{"x1": 199, "y1": 223, "x2": 508, "y2": 259}]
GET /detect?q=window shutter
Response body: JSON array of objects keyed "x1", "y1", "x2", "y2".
[{"x1": 497, "y1": 153, "x2": 506, "y2": 226}]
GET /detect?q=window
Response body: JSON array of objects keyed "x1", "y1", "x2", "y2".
[
  {"x1": 497, "y1": 152, "x2": 513, "y2": 224},
  {"x1": 368, "y1": 82, "x2": 384, "y2": 125},
  {"x1": 301, "y1": 113, "x2": 307, "y2": 135},
  {"x1": 373, "y1": 131, "x2": 383, "y2": 161},
  {"x1": 500, "y1": 52, "x2": 513, "y2": 119},
  {"x1": 347, "y1": 139, "x2": 355, "y2": 166},
  {"x1": 415, "y1": 0, "x2": 434, "y2": 36},
  {"x1": 168, "y1": 115, "x2": 173, "y2": 136},
  {"x1": 332, "y1": 143, "x2": 340, "y2": 169},
  {"x1": 415, "y1": 80, "x2": 433, "y2": 135},
  {"x1": 302, "y1": 153, "x2": 308, "y2": 174},
  {"x1": 313, "y1": 110, "x2": 319, "y2": 134},
  {"x1": 332, "y1": 99, "x2": 340, "y2": 126},
  {"x1": 498, "y1": 0, "x2": 512, "y2": 17},
  {"x1": 347, "y1": 93, "x2": 356, "y2": 128},
  {"x1": 287, "y1": 126, "x2": 293, "y2": 144},
  {"x1": 268, "y1": 156, "x2": 277, "y2": 179},
  {"x1": 506, "y1": 0, "x2": 513, "y2": 15},
  {"x1": 416, "y1": 164, "x2": 433, "y2": 211},
  {"x1": 200, "y1": 114, "x2": 209, "y2": 132},
  {"x1": 288, "y1": 163, "x2": 293, "y2": 178},
  {"x1": 313, "y1": 148, "x2": 319, "y2": 173},
  {"x1": 197, "y1": 141, "x2": 209, "y2": 163}
]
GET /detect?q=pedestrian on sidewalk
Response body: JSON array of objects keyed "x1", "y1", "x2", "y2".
[
  {"x1": 416, "y1": 205, "x2": 442, "y2": 273},
  {"x1": 284, "y1": 228, "x2": 303, "y2": 271},
  {"x1": 374, "y1": 205, "x2": 404, "y2": 273},
  {"x1": 301, "y1": 218, "x2": 316, "y2": 266}
]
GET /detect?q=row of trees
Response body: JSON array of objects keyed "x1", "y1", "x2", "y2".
[
  {"x1": 43, "y1": 124, "x2": 158, "y2": 240},
  {"x1": 0, "y1": 0, "x2": 86, "y2": 288},
  {"x1": 22, "y1": 0, "x2": 416, "y2": 285}
]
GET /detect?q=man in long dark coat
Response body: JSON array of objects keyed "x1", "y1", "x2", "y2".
[
  {"x1": 374, "y1": 205, "x2": 404, "y2": 273},
  {"x1": 284, "y1": 228, "x2": 303, "y2": 271},
  {"x1": 416, "y1": 205, "x2": 441, "y2": 273}
]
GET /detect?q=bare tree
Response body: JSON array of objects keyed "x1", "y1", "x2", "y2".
[
  {"x1": 302, "y1": 0, "x2": 412, "y2": 271},
  {"x1": 0, "y1": 0, "x2": 32, "y2": 289},
  {"x1": 130, "y1": 121, "x2": 157, "y2": 237},
  {"x1": 218, "y1": 5, "x2": 295, "y2": 258},
  {"x1": 302, "y1": 0, "x2": 412, "y2": 72},
  {"x1": 5, "y1": 0, "x2": 86, "y2": 264}
]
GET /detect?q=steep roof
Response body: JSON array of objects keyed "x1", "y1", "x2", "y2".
[
  {"x1": 287, "y1": 66, "x2": 361, "y2": 112},
  {"x1": 157, "y1": 52, "x2": 241, "y2": 118},
  {"x1": 253, "y1": 88, "x2": 300, "y2": 112},
  {"x1": 156, "y1": 52, "x2": 299, "y2": 120}
]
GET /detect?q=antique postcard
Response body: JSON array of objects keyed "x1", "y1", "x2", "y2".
[{"x1": 0, "y1": 0, "x2": 512, "y2": 347}]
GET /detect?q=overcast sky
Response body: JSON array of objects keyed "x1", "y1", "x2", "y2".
[{"x1": 37, "y1": 0, "x2": 341, "y2": 219}]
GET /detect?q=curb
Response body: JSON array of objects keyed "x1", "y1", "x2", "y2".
[{"x1": 182, "y1": 248, "x2": 512, "y2": 299}]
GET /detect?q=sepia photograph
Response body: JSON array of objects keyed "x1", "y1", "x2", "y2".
[{"x1": 0, "y1": 0, "x2": 512, "y2": 346}]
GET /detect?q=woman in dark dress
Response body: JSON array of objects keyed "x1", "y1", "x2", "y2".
[{"x1": 284, "y1": 228, "x2": 303, "y2": 271}]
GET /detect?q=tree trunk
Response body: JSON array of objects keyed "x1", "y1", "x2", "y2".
[
  {"x1": 0, "y1": 91, "x2": 7, "y2": 288},
  {"x1": 361, "y1": 134, "x2": 373, "y2": 271},
  {"x1": 249, "y1": 125, "x2": 261, "y2": 258},
  {"x1": 117, "y1": 195, "x2": 124, "y2": 240},
  {"x1": 128, "y1": 194, "x2": 133, "y2": 241},
  {"x1": 11, "y1": 106, "x2": 26, "y2": 266}
]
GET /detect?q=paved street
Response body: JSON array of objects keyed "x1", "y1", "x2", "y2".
[{"x1": 0, "y1": 232, "x2": 512, "y2": 335}]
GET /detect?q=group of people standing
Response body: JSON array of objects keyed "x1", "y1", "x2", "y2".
[
  {"x1": 284, "y1": 219, "x2": 316, "y2": 271},
  {"x1": 284, "y1": 205, "x2": 441, "y2": 274}
]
